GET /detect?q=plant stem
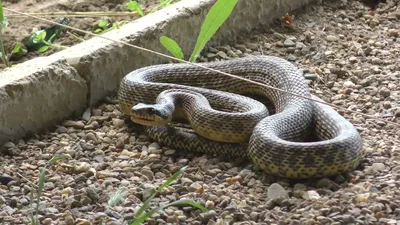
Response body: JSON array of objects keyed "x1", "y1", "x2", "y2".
[
  {"x1": 67, "y1": 31, "x2": 85, "y2": 42},
  {"x1": 0, "y1": 25, "x2": 10, "y2": 67}
]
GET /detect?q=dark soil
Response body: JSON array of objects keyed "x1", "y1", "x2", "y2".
[{"x1": 1, "y1": 0, "x2": 163, "y2": 66}]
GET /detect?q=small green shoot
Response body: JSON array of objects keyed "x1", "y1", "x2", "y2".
[
  {"x1": 11, "y1": 42, "x2": 28, "y2": 56},
  {"x1": 160, "y1": 0, "x2": 239, "y2": 63},
  {"x1": 94, "y1": 19, "x2": 111, "y2": 33},
  {"x1": 0, "y1": 0, "x2": 10, "y2": 67},
  {"x1": 108, "y1": 188, "x2": 128, "y2": 207},
  {"x1": 30, "y1": 155, "x2": 66, "y2": 225},
  {"x1": 130, "y1": 199, "x2": 206, "y2": 225},
  {"x1": 126, "y1": 1, "x2": 145, "y2": 17},
  {"x1": 124, "y1": 167, "x2": 206, "y2": 225},
  {"x1": 93, "y1": 19, "x2": 129, "y2": 35}
]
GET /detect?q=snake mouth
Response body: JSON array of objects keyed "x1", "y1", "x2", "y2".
[{"x1": 130, "y1": 115, "x2": 157, "y2": 126}]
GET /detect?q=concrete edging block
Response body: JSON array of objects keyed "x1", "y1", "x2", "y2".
[
  {"x1": 0, "y1": 57, "x2": 87, "y2": 144},
  {"x1": 0, "y1": 0, "x2": 315, "y2": 145}
]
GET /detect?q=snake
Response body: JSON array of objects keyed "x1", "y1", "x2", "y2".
[{"x1": 117, "y1": 56, "x2": 363, "y2": 179}]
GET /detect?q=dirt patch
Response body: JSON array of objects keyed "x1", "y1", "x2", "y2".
[{"x1": 1, "y1": 0, "x2": 164, "y2": 66}]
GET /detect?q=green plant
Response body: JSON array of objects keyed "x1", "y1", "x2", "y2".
[
  {"x1": 93, "y1": 19, "x2": 129, "y2": 35},
  {"x1": 0, "y1": 1, "x2": 24, "y2": 67},
  {"x1": 30, "y1": 156, "x2": 66, "y2": 225},
  {"x1": 104, "y1": 167, "x2": 206, "y2": 224},
  {"x1": 30, "y1": 30, "x2": 68, "y2": 53},
  {"x1": 160, "y1": 0, "x2": 239, "y2": 62},
  {"x1": 0, "y1": 0, "x2": 9, "y2": 67},
  {"x1": 126, "y1": 1, "x2": 145, "y2": 16},
  {"x1": 94, "y1": 0, "x2": 176, "y2": 36},
  {"x1": 94, "y1": 19, "x2": 112, "y2": 33}
]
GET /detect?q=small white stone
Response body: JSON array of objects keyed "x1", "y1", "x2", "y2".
[
  {"x1": 326, "y1": 35, "x2": 339, "y2": 42},
  {"x1": 343, "y1": 80, "x2": 356, "y2": 88},
  {"x1": 267, "y1": 183, "x2": 288, "y2": 200},
  {"x1": 148, "y1": 142, "x2": 160, "y2": 152},
  {"x1": 372, "y1": 163, "x2": 385, "y2": 172},
  {"x1": 302, "y1": 190, "x2": 321, "y2": 200}
]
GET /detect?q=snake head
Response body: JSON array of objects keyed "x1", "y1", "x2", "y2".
[{"x1": 130, "y1": 103, "x2": 172, "y2": 126}]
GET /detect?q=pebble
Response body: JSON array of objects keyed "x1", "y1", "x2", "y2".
[
  {"x1": 343, "y1": 80, "x2": 356, "y2": 88},
  {"x1": 371, "y1": 57, "x2": 382, "y2": 65},
  {"x1": 326, "y1": 35, "x2": 339, "y2": 42},
  {"x1": 112, "y1": 119, "x2": 125, "y2": 128},
  {"x1": 388, "y1": 29, "x2": 399, "y2": 37},
  {"x1": 372, "y1": 163, "x2": 386, "y2": 172},
  {"x1": 0, "y1": 196, "x2": 5, "y2": 205},
  {"x1": 216, "y1": 51, "x2": 229, "y2": 59},
  {"x1": 35, "y1": 141, "x2": 47, "y2": 149},
  {"x1": 283, "y1": 39, "x2": 296, "y2": 47},
  {"x1": 0, "y1": 174, "x2": 13, "y2": 185},
  {"x1": 200, "y1": 210, "x2": 218, "y2": 222},
  {"x1": 62, "y1": 120, "x2": 85, "y2": 129},
  {"x1": 141, "y1": 184, "x2": 156, "y2": 200},
  {"x1": 267, "y1": 183, "x2": 288, "y2": 200},
  {"x1": 347, "y1": 53, "x2": 358, "y2": 61},
  {"x1": 148, "y1": 142, "x2": 160, "y2": 152},
  {"x1": 379, "y1": 87, "x2": 391, "y2": 98},
  {"x1": 141, "y1": 169, "x2": 154, "y2": 180},
  {"x1": 302, "y1": 190, "x2": 321, "y2": 200}
]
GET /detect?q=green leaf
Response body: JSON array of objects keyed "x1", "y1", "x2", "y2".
[
  {"x1": 126, "y1": 1, "x2": 145, "y2": 16},
  {"x1": 189, "y1": 0, "x2": 239, "y2": 62},
  {"x1": 94, "y1": 28, "x2": 103, "y2": 33},
  {"x1": 160, "y1": 36, "x2": 184, "y2": 60},
  {"x1": 11, "y1": 42, "x2": 28, "y2": 57},
  {"x1": 47, "y1": 155, "x2": 66, "y2": 165},
  {"x1": 130, "y1": 198, "x2": 205, "y2": 225},
  {"x1": 37, "y1": 45, "x2": 50, "y2": 53},
  {"x1": 98, "y1": 20, "x2": 109, "y2": 28},
  {"x1": 33, "y1": 30, "x2": 47, "y2": 43}
]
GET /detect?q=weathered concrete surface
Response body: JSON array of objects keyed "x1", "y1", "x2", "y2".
[
  {"x1": 0, "y1": 58, "x2": 87, "y2": 144},
  {"x1": 0, "y1": 0, "x2": 315, "y2": 145}
]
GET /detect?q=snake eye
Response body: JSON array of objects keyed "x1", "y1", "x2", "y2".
[{"x1": 145, "y1": 108, "x2": 156, "y2": 115}]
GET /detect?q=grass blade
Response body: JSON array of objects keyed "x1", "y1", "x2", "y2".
[
  {"x1": 130, "y1": 198, "x2": 206, "y2": 225},
  {"x1": 0, "y1": 0, "x2": 4, "y2": 22},
  {"x1": 157, "y1": 166, "x2": 185, "y2": 191},
  {"x1": 35, "y1": 165, "x2": 47, "y2": 222},
  {"x1": 166, "y1": 199, "x2": 207, "y2": 211},
  {"x1": 189, "y1": 0, "x2": 239, "y2": 62},
  {"x1": 160, "y1": 36, "x2": 184, "y2": 60},
  {"x1": 135, "y1": 167, "x2": 186, "y2": 218}
]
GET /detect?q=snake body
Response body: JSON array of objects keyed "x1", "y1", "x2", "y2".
[{"x1": 118, "y1": 56, "x2": 363, "y2": 178}]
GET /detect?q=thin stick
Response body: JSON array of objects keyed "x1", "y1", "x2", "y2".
[
  {"x1": 3, "y1": 7, "x2": 400, "y2": 128},
  {"x1": 5, "y1": 11, "x2": 140, "y2": 18}
]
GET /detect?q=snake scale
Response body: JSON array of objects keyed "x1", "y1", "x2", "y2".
[{"x1": 118, "y1": 56, "x2": 363, "y2": 178}]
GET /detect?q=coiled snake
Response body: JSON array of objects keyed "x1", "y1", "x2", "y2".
[{"x1": 118, "y1": 56, "x2": 363, "y2": 178}]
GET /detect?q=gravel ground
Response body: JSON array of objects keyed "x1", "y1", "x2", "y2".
[{"x1": 1, "y1": 0, "x2": 400, "y2": 224}]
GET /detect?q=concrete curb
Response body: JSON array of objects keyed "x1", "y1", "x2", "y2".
[{"x1": 0, "y1": 0, "x2": 315, "y2": 145}]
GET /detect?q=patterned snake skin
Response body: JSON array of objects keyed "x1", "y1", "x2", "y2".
[{"x1": 118, "y1": 56, "x2": 363, "y2": 178}]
